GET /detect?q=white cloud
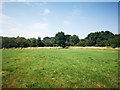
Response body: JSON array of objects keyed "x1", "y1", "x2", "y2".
[
  {"x1": 0, "y1": 14, "x2": 11, "y2": 24},
  {"x1": 0, "y1": 13, "x2": 50, "y2": 38},
  {"x1": 73, "y1": 10, "x2": 80, "y2": 15},
  {"x1": 30, "y1": 22, "x2": 48, "y2": 30},
  {"x1": 42, "y1": 18, "x2": 48, "y2": 22},
  {"x1": 40, "y1": 8, "x2": 50, "y2": 15},
  {"x1": 1, "y1": 18, "x2": 24, "y2": 37},
  {"x1": 1, "y1": 22, "x2": 49, "y2": 38},
  {"x1": 44, "y1": 9, "x2": 50, "y2": 14},
  {"x1": 63, "y1": 20, "x2": 70, "y2": 25}
]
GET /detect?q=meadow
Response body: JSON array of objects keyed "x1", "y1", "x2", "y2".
[{"x1": 2, "y1": 47, "x2": 119, "y2": 88}]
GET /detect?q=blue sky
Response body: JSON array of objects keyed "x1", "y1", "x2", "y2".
[{"x1": 1, "y1": 1, "x2": 118, "y2": 39}]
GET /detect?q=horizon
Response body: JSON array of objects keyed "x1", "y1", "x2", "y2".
[
  {"x1": 0, "y1": 30, "x2": 118, "y2": 40},
  {"x1": 0, "y1": 2, "x2": 118, "y2": 39}
]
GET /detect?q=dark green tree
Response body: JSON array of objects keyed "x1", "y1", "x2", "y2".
[
  {"x1": 43, "y1": 37, "x2": 52, "y2": 46},
  {"x1": 69, "y1": 35, "x2": 79, "y2": 46},
  {"x1": 37, "y1": 37, "x2": 45, "y2": 47},
  {"x1": 85, "y1": 31, "x2": 114, "y2": 46},
  {"x1": 76, "y1": 39, "x2": 88, "y2": 47},
  {"x1": 16, "y1": 36, "x2": 28, "y2": 47},
  {"x1": 2, "y1": 37, "x2": 11, "y2": 48},
  {"x1": 51, "y1": 37, "x2": 57, "y2": 46},
  {"x1": 55, "y1": 32, "x2": 66, "y2": 48},
  {"x1": 2, "y1": 30, "x2": 120, "y2": 48},
  {"x1": 65, "y1": 34, "x2": 71, "y2": 46},
  {"x1": 109, "y1": 34, "x2": 120, "y2": 48},
  {"x1": 29, "y1": 38, "x2": 37, "y2": 47}
]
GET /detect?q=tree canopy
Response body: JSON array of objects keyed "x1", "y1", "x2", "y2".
[
  {"x1": 1, "y1": 31, "x2": 120, "y2": 48},
  {"x1": 55, "y1": 32, "x2": 66, "y2": 48}
]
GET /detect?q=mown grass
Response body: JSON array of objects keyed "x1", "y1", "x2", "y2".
[{"x1": 2, "y1": 48, "x2": 119, "y2": 88}]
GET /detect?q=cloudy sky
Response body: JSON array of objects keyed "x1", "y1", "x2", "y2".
[{"x1": 0, "y1": 1, "x2": 119, "y2": 39}]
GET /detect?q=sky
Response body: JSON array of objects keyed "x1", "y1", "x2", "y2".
[{"x1": 0, "y1": 1, "x2": 119, "y2": 39}]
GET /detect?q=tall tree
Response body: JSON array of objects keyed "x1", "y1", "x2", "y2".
[
  {"x1": 29, "y1": 38, "x2": 37, "y2": 47},
  {"x1": 37, "y1": 37, "x2": 45, "y2": 47},
  {"x1": 69, "y1": 35, "x2": 79, "y2": 46},
  {"x1": 43, "y1": 37, "x2": 52, "y2": 46},
  {"x1": 16, "y1": 36, "x2": 28, "y2": 47},
  {"x1": 109, "y1": 34, "x2": 120, "y2": 48},
  {"x1": 65, "y1": 34, "x2": 71, "y2": 46},
  {"x1": 86, "y1": 31, "x2": 114, "y2": 46},
  {"x1": 55, "y1": 32, "x2": 66, "y2": 48},
  {"x1": 51, "y1": 37, "x2": 57, "y2": 46},
  {"x1": 76, "y1": 39, "x2": 88, "y2": 47},
  {"x1": 2, "y1": 37, "x2": 11, "y2": 48}
]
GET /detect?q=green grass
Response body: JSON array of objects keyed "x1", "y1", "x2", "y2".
[{"x1": 2, "y1": 48, "x2": 119, "y2": 88}]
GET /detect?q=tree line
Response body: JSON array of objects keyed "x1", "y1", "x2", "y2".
[{"x1": 1, "y1": 31, "x2": 120, "y2": 48}]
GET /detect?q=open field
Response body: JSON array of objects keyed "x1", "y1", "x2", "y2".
[{"x1": 2, "y1": 47, "x2": 119, "y2": 88}]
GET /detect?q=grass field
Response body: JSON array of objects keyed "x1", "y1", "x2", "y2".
[{"x1": 2, "y1": 48, "x2": 119, "y2": 88}]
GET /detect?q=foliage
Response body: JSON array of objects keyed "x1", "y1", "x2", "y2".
[
  {"x1": 2, "y1": 31, "x2": 120, "y2": 48},
  {"x1": 109, "y1": 34, "x2": 120, "y2": 48},
  {"x1": 65, "y1": 34, "x2": 71, "y2": 46},
  {"x1": 55, "y1": 32, "x2": 66, "y2": 48},
  {"x1": 42, "y1": 37, "x2": 53, "y2": 46},
  {"x1": 76, "y1": 39, "x2": 88, "y2": 47},
  {"x1": 85, "y1": 31, "x2": 114, "y2": 46},
  {"x1": 69, "y1": 35, "x2": 79, "y2": 46},
  {"x1": 37, "y1": 37, "x2": 44, "y2": 47}
]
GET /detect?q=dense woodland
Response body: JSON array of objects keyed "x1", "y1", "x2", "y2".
[{"x1": 1, "y1": 31, "x2": 120, "y2": 48}]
